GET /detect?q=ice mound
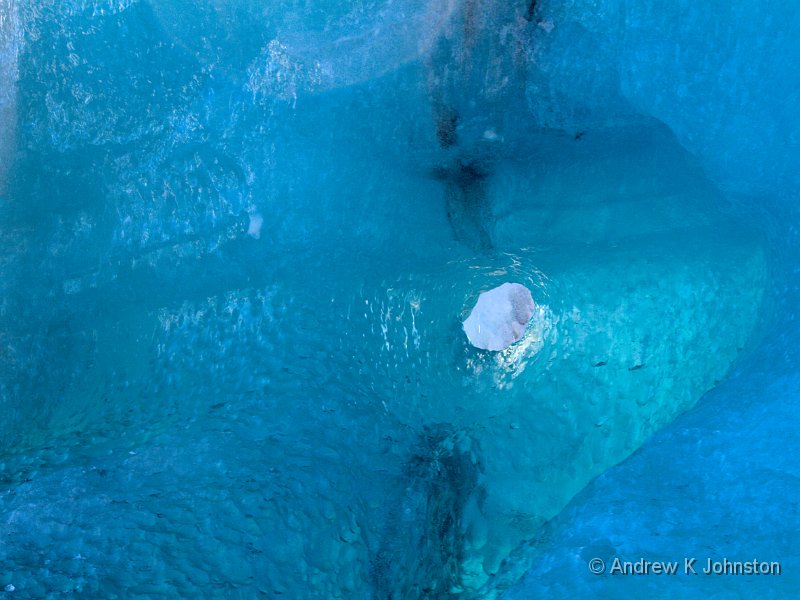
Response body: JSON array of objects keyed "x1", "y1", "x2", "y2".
[{"x1": 463, "y1": 283, "x2": 535, "y2": 351}]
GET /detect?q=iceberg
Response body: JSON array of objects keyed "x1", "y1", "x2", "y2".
[{"x1": 0, "y1": 0, "x2": 18, "y2": 194}]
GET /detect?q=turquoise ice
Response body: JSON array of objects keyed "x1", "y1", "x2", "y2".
[
  {"x1": 0, "y1": 1, "x2": 795, "y2": 598},
  {"x1": 0, "y1": 0, "x2": 18, "y2": 194},
  {"x1": 462, "y1": 283, "x2": 535, "y2": 351}
]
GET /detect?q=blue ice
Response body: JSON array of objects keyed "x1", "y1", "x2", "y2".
[{"x1": 0, "y1": 1, "x2": 797, "y2": 598}]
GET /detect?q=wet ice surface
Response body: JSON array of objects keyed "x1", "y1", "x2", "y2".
[
  {"x1": 0, "y1": 0, "x2": 795, "y2": 598},
  {"x1": 0, "y1": 0, "x2": 18, "y2": 194},
  {"x1": 500, "y1": 333, "x2": 800, "y2": 599}
]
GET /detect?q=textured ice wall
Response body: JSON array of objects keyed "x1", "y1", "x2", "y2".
[
  {"x1": 0, "y1": 0, "x2": 18, "y2": 194},
  {"x1": 0, "y1": 119, "x2": 768, "y2": 598},
  {"x1": 0, "y1": 0, "x2": 782, "y2": 598},
  {"x1": 525, "y1": 0, "x2": 800, "y2": 197},
  {"x1": 617, "y1": 3, "x2": 800, "y2": 197},
  {"x1": 486, "y1": 1, "x2": 800, "y2": 597},
  {"x1": 463, "y1": 283, "x2": 535, "y2": 351},
  {"x1": 152, "y1": 0, "x2": 465, "y2": 96}
]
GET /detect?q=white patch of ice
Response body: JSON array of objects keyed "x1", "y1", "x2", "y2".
[
  {"x1": 538, "y1": 19, "x2": 555, "y2": 33},
  {"x1": 463, "y1": 283, "x2": 535, "y2": 351}
]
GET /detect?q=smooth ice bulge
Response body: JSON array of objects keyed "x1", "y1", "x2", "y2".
[{"x1": 463, "y1": 283, "x2": 535, "y2": 351}]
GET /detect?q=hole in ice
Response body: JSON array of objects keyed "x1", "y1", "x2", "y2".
[{"x1": 462, "y1": 282, "x2": 535, "y2": 351}]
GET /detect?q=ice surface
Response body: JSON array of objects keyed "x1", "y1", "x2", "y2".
[
  {"x1": 0, "y1": 0, "x2": 795, "y2": 598},
  {"x1": 522, "y1": 0, "x2": 800, "y2": 197},
  {"x1": 0, "y1": 112, "x2": 767, "y2": 595},
  {"x1": 0, "y1": 0, "x2": 18, "y2": 194},
  {"x1": 496, "y1": 336, "x2": 800, "y2": 599},
  {"x1": 463, "y1": 283, "x2": 535, "y2": 351}
]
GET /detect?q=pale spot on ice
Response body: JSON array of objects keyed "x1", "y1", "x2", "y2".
[
  {"x1": 538, "y1": 19, "x2": 555, "y2": 33},
  {"x1": 463, "y1": 283, "x2": 535, "y2": 351}
]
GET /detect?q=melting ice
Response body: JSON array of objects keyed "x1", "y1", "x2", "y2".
[{"x1": 0, "y1": 0, "x2": 795, "y2": 598}]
